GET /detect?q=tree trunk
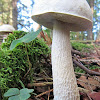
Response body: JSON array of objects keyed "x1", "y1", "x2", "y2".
[
  {"x1": 87, "y1": 0, "x2": 94, "y2": 40},
  {"x1": 12, "y1": 0, "x2": 18, "y2": 30},
  {"x1": 96, "y1": 30, "x2": 100, "y2": 42},
  {"x1": 87, "y1": 29, "x2": 93, "y2": 40}
]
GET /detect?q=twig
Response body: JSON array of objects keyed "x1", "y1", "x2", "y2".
[
  {"x1": 27, "y1": 82, "x2": 53, "y2": 88},
  {"x1": 73, "y1": 59, "x2": 100, "y2": 76},
  {"x1": 35, "y1": 87, "x2": 89, "y2": 98},
  {"x1": 79, "y1": 59, "x2": 100, "y2": 63},
  {"x1": 71, "y1": 49, "x2": 89, "y2": 57},
  {"x1": 77, "y1": 79, "x2": 100, "y2": 88},
  {"x1": 35, "y1": 78, "x2": 53, "y2": 81},
  {"x1": 75, "y1": 72, "x2": 100, "y2": 84},
  {"x1": 93, "y1": 44, "x2": 100, "y2": 56},
  {"x1": 42, "y1": 69, "x2": 50, "y2": 79},
  {"x1": 48, "y1": 87, "x2": 50, "y2": 100},
  {"x1": 75, "y1": 72, "x2": 89, "y2": 76},
  {"x1": 87, "y1": 94, "x2": 92, "y2": 100},
  {"x1": 78, "y1": 87, "x2": 89, "y2": 94},
  {"x1": 18, "y1": 22, "x2": 29, "y2": 31},
  {"x1": 35, "y1": 89, "x2": 53, "y2": 98}
]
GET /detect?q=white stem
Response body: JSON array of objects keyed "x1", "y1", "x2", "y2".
[{"x1": 52, "y1": 20, "x2": 80, "y2": 100}]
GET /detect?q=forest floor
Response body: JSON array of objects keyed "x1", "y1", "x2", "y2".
[
  {"x1": 27, "y1": 40, "x2": 100, "y2": 100},
  {"x1": 1, "y1": 31, "x2": 100, "y2": 100}
]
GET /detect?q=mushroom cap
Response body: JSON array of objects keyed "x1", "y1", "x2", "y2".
[
  {"x1": 31, "y1": 0, "x2": 93, "y2": 31},
  {"x1": 0, "y1": 24, "x2": 15, "y2": 33}
]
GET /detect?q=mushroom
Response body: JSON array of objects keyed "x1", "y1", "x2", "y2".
[
  {"x1": 31, "y1": 0, "x2": 93, "y2": 99},
  {"x1": 0, "y1": 24, "x2": 15, "y2": 42}
]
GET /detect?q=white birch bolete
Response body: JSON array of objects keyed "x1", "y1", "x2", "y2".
[
  {"x1": 31, "y1": 0, "x2": 93, "y2": 100},
  {"x1": 0, "y1": 24, "x2": 15, "y2": 33},
  {"x1": 0, "y1": 24, "x2": 15, "y2": 42}
]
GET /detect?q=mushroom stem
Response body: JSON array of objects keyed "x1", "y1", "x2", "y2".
[{"x1": 52, "y1": 20, "x2": 80, "y2": 100}]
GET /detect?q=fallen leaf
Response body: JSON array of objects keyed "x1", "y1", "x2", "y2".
[
  {"x1": 45, "y1": 33, "x2": 52, "y2": 46},
  {"x1": 77, "y1": 76, "x2": 100, "y2": 91},
  {"x1": 89, "y1": 92, "x2": 100, "y2": 100}
]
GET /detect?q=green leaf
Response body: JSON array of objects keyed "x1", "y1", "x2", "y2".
[
  {"x1": 10, "y1": 40, "x2": 22, "y2": 50},
  {"x1": 20, "y1": 88, "x2": 34, "y2": 94},
  {"x1": 6, "y1": 88, "x2": 33, "y2": 100},
  {"x1": 8, "y1": 95, "x2": 19, "y2": 100},
  {"x1": 4, "y1": 88, "x2": 20, "y2": 97},
  {"x1": 8, "y1": 94, "x2": 30, "y2": 100},
  {"x1": 10, "y1": 28, "x2": 42, "y2": 50},
  {"x1": 19, "y1": 91, "x2": 30, "y2": 100}
]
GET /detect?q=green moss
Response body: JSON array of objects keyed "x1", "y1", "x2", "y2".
[
  {"x1": 71, "y1": 42, "x2": 93, "y2": 52},
  {"x1": 0, "y1": 31, "x2": 51, "y2": 100},
  {"x1": 74, "y1": 67, "x2": 85, "y2": 73},
  {"x1": 89, "y1": 65, "x2": 100, "y2": 70}
]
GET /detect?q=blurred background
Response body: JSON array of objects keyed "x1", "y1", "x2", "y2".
[{"x1": 0, "y1": 0, "x2": 100, "y2": 41}]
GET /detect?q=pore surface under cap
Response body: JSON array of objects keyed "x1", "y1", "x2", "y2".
[{"x1": 31, "y1": 0, "x2": 93, "y2": 31}]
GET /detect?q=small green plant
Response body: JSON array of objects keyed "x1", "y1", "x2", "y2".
[
  {"x1": 4, "y1": 80, "x2": 34, "y2": 100},
  {"x1": 10, "y1": 28, "x2": 42, "y2": 50},
  {"x1": 75, "y1": 67, "x2": 85, "y2": 73},
  {"x1": 4, "y1": 88, "x2": 34, "y2": 100},
  {"x1": 0, "y1": 30, "x2": 51, "y2": 100}
]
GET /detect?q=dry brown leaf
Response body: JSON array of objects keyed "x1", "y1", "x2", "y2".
[
  {"x1": 91, "y1": 69, "x2": 100, "y2": 72},
  {"x1": 77, "y1": 76, "x2": 100, "y2": 91},
  {"x1": 89, "y1": 92, "x2": 100, "y2": 100},
  {"x1": 45, "y1": 33, "x2": 52, "y2": 46},
  {"x1": 40, "y1": 31, "x2": 46, "y2": 41}
]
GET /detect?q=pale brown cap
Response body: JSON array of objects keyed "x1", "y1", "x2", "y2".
[
  {"x1": 31, "y1": 0, "x2": 93, "y2": 31},
  {"x1": 0, "y1": 24, "x2": 15, "y2": 33}
]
